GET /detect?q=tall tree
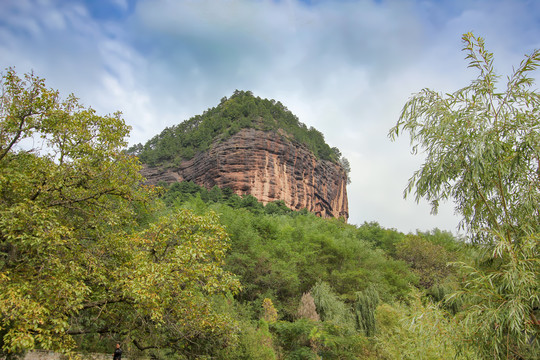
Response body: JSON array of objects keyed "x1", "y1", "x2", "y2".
[
  {"x1": 353, "y1": 286, "x2": 379, "y2": 337},
  {"x1": 0, "y1": 69, "x2": 240, "y2": 358},
  {"x1": 0, "y1": 67, "x2": 146, "y2": 355},
  {"x1": 389, "y1": 34, "x2": 539, "y2": 359}
]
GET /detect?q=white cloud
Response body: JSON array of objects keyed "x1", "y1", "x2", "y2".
[{"x1": 111, "y1": 0, "x2": 129, "y2": 12}]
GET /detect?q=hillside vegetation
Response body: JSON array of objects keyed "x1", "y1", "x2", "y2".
[
  {"x1": 127, "y1": 90, "x2": 349, "y2": 173},
  {"x1": 128, "y1": 183, "x2": 474, "y2": 359}
]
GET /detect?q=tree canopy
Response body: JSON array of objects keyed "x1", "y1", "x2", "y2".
[
  {"x1": 160, "y1": 187, "x2": 470, "y2": 359},
  {"x1": 390, "y1": 33, "x2": 539, "y2": 359},
  {"x1": 0, "y1": 68, "x2": 239, "y2": 358}
]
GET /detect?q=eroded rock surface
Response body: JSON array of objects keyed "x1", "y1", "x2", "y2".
[{"x1": 141, "y1": 128, "x2": 348, "y2": 219}]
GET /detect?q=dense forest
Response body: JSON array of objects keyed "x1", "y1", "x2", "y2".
[
  {"x1": 126, "y1": 90, "x2": 350, "y2": 177},
  {"x1": 108, "y1": 182, "x2": 475, "y2": 359},
  {"x1": 1, "y1": 33, "x2": 538, "y2": 360}
]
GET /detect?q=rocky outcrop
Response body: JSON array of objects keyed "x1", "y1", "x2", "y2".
[{"x1": 141, "y1": 128, "x2": 348, "y2": 220}]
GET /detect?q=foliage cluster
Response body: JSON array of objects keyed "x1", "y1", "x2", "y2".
[
  {"x1": 0, "y1": 69, "x2": 240, "y2": 359},
  {"x1": 163, "y1": 187, "x2": 468, "y2": 359},
  {"x1": 174, "y1": 194, "x2": 417, "y2": 307},
  {"x1": 160, "y1": 180, "x2": 300, "y2": 216},
  {"x1": 391, "y1": 33, "x2": 540, "y2": 359}
]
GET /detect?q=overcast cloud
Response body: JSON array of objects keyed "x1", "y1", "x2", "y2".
[{"x1": 1, "y1": 0, "x2": 539, "y2": 233}]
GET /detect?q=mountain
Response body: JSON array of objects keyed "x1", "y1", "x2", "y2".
[{"x1": 129, "y1": 90, "x2": 349, "y2": 219}]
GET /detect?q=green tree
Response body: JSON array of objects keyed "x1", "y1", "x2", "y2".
[
  {"x1": 395, "y1": 235, "x2": 454, "y2": 288},
  {"x1": 209, "y1": 185, "x2": 224, "y2": 202},
  {"x1": 353, "y1": 286, "x2": 379, "y2": 337},
  {"x1": 310, "y1": 281, "x2": 355, "y2": 332},
  {"x1": 122, "y1": 210, "x2": 241, "y2": 357},
  {"x1": 389, "y1": 33, "x2": 539, "y2": 359},
  {"x1": 374, "y1": 292, "x2": 479, "y2": 360},
  {"x1": 0, "y1": 68, "x2": 148, "y2": 356},
  {"x1": 0, "y1": 69, "x2": 240, "y2": 358}
]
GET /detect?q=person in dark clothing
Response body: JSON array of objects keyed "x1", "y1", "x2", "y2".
[{"x1": 113, "y1": 343, "x2": 122, "y2": 360}]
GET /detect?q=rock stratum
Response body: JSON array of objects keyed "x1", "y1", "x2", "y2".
[{"x1": 141, "y1": 128, "x2": 349, "y2": 220}]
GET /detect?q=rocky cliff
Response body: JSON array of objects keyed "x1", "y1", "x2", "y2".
[{"x1": 141, "y1": 128, "x2": 349, "y2": 220}]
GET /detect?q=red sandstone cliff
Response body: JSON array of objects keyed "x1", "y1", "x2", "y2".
[{"x1": 141, "y1": 128, "x2": 349, "y2": 220}]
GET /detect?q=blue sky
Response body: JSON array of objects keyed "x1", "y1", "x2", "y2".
[{"x1": 1, "y1": 0, "x2": 539, "y2": 233}]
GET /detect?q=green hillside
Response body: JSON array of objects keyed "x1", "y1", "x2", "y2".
[{"x1": 123, "y1": 182, "x2": 475, "y2": 359}]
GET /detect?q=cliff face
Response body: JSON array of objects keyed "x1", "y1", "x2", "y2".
[{"x1": 141, "y1": 128, "x2": 348, "y2": 220}]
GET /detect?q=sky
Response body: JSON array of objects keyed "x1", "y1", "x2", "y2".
[{"x1": 1, "y1": 0, "x2": 539, "y2": 234}]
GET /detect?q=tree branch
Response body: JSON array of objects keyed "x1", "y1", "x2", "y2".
[
  {"x1": 67, "y1": 327, "x2": 112, "y2": 336},
  {"x1": 0, "y1": 112, "x2": 33, "y2": 162},
  {"x1": 132, "y1": 339, "x2": 158, "y2": 351},
  {"x1": 79, "y1": 297, "x2": 132, "y2": 311}
]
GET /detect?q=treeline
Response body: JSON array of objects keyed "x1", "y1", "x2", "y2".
[
  {"x1": 160, "y1": 180, "x2": 300, "y2": 216},
  {"x1": 127, "y1": 90, "x2": 349, "y2": 173}
]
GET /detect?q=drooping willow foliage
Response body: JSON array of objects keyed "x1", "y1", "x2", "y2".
[{"x1": 390, "y1": 32, "x2": 540, "y2": 359}]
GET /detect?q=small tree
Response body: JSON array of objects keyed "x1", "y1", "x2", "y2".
[
  {"x1": 310, "y1": 281, "x2": 355, "y2": 332},
  {"x1": 395, "y1": 235, "x2": 454, "y2": 288},
  {"x1": 297, "y1": 292, "x2": 320, "y2": 322},
  {"x1": 353, "y1": 286, "x2": 379, "y2": 337},
  {"x1": 262, "y1": 298, "x2": 278, "y2": 323},
  {"x1": 390, "y1": 33, "x2": 539, "y2": 359}
]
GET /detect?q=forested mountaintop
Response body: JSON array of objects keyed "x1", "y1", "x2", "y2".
[{"x1": 127, "y1": 90, "x2": 349, "y2": 171}]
